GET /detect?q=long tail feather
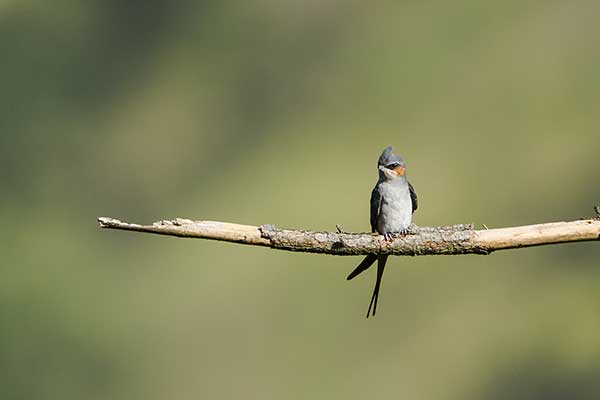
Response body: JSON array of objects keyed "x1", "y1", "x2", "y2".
[
  {"x1": 347, "y1": 254, "x2": 377, "y2": 280},
  {"x1": 366, "y1": 255, "x2": 387, "y2": 318}
]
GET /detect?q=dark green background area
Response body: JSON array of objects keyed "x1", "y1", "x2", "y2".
[{"x1": 2, "y1": 2, "x2": 599, "y2": 399}]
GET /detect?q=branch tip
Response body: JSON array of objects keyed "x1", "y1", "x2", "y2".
[{"x1": 98, "y1": 217, "x2": 122, "y2": 227}]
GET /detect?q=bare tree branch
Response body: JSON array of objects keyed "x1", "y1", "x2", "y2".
[{"x1": 97, "y1": 215, "x2": 600, "y2": 256}]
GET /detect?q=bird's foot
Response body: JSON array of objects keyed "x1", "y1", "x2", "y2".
[
  {"x1": 382, "y1": 227, "x2": 417, "y2": 241},
  {"x1": 397, "y1": 228, "x2": 411, "y2": 236},
  {"x1": 390, "y1": 227, "x2": 417, "y2": 238}
]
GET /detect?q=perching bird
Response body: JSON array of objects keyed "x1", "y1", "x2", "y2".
[{"x1": 347, "y1": 146, "x2": 418, "y2": 318}]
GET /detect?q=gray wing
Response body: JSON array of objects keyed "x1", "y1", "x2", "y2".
[
  {"x1": 370, "y1": 185, "x2": 382, "y2": 233},
  {"x1": 408, "y1": 181, "x2": 418, "y2": 213}
]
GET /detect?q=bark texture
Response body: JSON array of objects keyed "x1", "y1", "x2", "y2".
[{"x1": 97, "y1": 216, "x2": 600, "y2": 256}]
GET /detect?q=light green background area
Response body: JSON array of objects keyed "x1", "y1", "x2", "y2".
[{"x1": 2, "y1": 2, "x2": 600, "y2": 399}]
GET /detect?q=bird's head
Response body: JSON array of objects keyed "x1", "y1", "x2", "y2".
[{"x1": 377, "y1": 146, "x2": 406, "y2": 180}]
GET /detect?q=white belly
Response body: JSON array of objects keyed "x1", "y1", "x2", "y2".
[{"x1": 376, "y1": 183, "x2": 412, "y2": 233}]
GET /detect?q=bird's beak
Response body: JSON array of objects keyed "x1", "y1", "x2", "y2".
[{"x1": 392, "y1": 166, "x2": 405, "y2": 176}]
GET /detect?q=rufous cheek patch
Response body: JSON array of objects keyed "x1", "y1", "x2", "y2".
[{"x1": 393, "y1": 166, "x2": 405, "y2": 176}]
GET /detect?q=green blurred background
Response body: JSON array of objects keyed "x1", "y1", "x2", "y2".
[{"x1": 2, "y1": 1, "x2": 600, "y2": 399}]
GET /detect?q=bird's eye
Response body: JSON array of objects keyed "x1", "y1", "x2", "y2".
[{"x1": 387, "y1": 162, "x2": 400, "y2": 169}]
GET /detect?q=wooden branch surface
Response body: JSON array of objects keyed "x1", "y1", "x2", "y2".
[{"x1": 97, "y1": 216, "x2": 600, "y2": 256}]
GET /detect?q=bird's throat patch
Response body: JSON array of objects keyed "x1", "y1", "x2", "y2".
[{"x1": 393, "y1": 166, "x2": 405, "y2": 176}]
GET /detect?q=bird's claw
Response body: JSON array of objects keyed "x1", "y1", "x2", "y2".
[
  {"x1": 382, "y1": 228, "x2": 413, "y2": 241},
  {"x1": 397, "y1": 228, "x2": 410, "y2": 236}
]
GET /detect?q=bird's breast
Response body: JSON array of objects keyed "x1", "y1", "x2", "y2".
[{"x1": 377, "y1": 183, "x2": 412, "y2": 233}]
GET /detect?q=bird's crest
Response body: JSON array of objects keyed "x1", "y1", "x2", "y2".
[{"x1": 378, "y1": 146, "x2": 403, "y2": 167}]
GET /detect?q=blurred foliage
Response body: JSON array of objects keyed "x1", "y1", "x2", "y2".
[{"x1": 1, "y1": 1, "x2": 600, "y2": 399}]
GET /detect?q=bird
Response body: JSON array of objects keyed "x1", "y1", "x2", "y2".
[{"x1": 347, "y1": 146, "x2": 418, "y2": 318}]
